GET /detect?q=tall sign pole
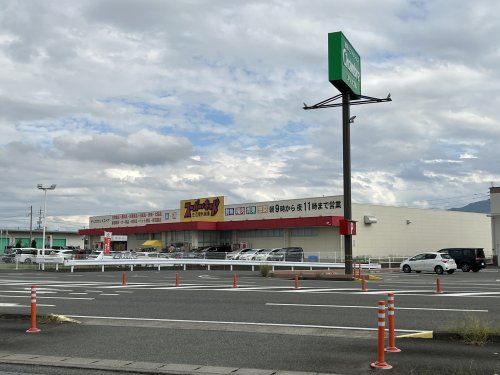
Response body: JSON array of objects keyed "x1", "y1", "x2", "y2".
[
  {"x1": 303, "y1": 31, "x2": 391, "y2": 276},
  {"x1": 342, "y1": 92, "x2": 353, "y2": 275}
]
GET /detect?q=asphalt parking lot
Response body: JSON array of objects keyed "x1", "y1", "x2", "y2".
[{"x1": 0, "y1": 267, "x2": 499, "y2": 374}]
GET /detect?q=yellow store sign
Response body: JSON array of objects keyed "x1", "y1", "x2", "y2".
[{"x1": 181, "y1": 196, "x2": 224, "y2": 222}]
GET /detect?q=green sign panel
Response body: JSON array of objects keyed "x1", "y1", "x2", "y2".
[{"x1": 328, "y1": 32, "x2": 361, "y2": 98}]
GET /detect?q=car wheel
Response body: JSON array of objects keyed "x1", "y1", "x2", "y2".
[
  {"x1": 435, "y1": 265, "x2": 444, "y2": 275},
  {"x1": 461, "y1": 263, "x2": 471, "y2": 272},
  {"x1": 472, "y1": 268, "x2": 480, "y2": 272},
  {"x1": 24, "y1": 259, "x2": 32, "y2": 264},
  {"x1": 446, "y1": 270, "x2": 455, "y2": 274},
  {"x1": 402, "y1": 265, "x2": 411, "y2": 273},
  {"x1": 415, "y1": 271, "x2": 421, "y2": 273}
]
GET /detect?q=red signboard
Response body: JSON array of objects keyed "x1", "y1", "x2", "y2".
[
  {"x1": 339, "y1": 219, "x2": 356, "y2": 235},
  {"x1": 103, "y1": 231, "x2": 112, "y2": 254}
]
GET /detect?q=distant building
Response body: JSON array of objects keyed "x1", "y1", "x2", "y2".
[
  {"x1": 0, "y1": 229, "x2": 84, "y2": 253},
  {"x1": 78, "y1": 195, "x2": 492, "y2": 259},
  {"x1": 490, "y1": 187, "x2": 500, "y2": 265}
]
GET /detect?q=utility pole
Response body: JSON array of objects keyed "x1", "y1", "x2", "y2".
[
  {"x1": 29, "y1": 205, "x2": 33, "y2": 246},
  {"x1": 37, "y1": 208, "x2": 43, "y2": 230}
]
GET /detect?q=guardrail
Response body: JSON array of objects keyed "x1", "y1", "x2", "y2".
[{"x1": 62, "y1": 258, "x2": 381, "y2": 273}]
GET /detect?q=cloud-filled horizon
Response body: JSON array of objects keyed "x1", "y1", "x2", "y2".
[{"x1": 0, "y1": 1, "x2": 498, "y2": 230}]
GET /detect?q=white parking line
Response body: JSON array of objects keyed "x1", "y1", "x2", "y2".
[
  {"x1": 442, "y1": 292, "x2": 500, "y2": 297},
  {"x1": 0, "y1": 290, "x2": 57, "y2": 294},
  {"x1": 0, "y1": 303, "x2": 55, "y2": 307},
  {"x1": 0, "y1": 295, "x2": 94, "y2": 300},
  {"x1": 65, "y1": 314, "x2": 423, "y2": 333},
  {"x1": 69, "y1": 293, "x2": 88, "y2": 295},
  {"x1": 100, "y1": 294, "x2": 119, "y2": 296},
  {"x1": 265, "y1": 303, "x2": 488, "y2": 313}
]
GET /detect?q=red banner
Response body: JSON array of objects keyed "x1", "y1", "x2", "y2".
[{"x1": 103, "y1": 231, "x2": 112, "y2": 254}]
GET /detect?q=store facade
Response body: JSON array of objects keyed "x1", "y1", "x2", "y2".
[{"x1": 79, "y1": 195, "x2": 492, "y2": 260}]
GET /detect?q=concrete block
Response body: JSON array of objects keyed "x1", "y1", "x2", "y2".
[
  {"x1": 233, "y1": 368, "x2": 276, "y2": 375},
  {"x1": 158, "y1": 363, "x2": 203, "y2": 372},
  {"x1": 60, "y1": 357, "x2": 101, "y2": 365},
  {"x1": 195, "y1": 365, "x2": 239, "y2": 374},
  {"x1": 124, "y1": 361, "x2": 165, "y2": 370},
  {"x1": 91, "y1": 359, "x2": 134, "y2": 368},
  {"x1": 1, "y1": 354, "x2": 40, "y2": 361},
  {"x1": 29, "y1": 355, "x2": 71, "y2": 363}
]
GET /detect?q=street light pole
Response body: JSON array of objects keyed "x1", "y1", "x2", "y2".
[{"x1": 37, "y1": 184, "x2": 56, "y2": 271}]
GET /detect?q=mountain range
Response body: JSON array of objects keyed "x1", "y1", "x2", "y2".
[{"x1": 450, "y1": 199, "x2": 490, "y2": 214}]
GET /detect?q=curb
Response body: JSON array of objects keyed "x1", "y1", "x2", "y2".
[
  {"x1": 432, "y1": 331, "x2": 500, "y2": 343},
  {"x1": 0, "y1": 313, "x2": 80, "y2": 324},
  {"x1": 0, "y1": 352, "x2": 344, "y2": 375}
]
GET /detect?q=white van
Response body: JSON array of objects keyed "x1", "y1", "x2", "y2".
[{"x1": 14, "y1": 248, "x2": 38, "y2": 264}]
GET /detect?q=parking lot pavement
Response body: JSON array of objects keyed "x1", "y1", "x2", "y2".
[
  {"x1": 0, "y1": 268, "x2": 499, "y2": 373},
  {"x1": 0, "y1": 269, "x2": 499, "y2": 331},
  {"x1": 0, "y1": 318, "x2": 498, "y2": 375}
]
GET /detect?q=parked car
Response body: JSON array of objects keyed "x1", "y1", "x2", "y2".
[
  {"x1": 400, "y1": 252, "x2": 456, "y2": 275},
  {"x1": 254, "y1": 248, "x2": 281, "y2": 261},
  {"x1": 438, "y1": 248, "x2": 486, "y2": 272},
  {"x1": 1, "y1": 252, "x2": 16, "y2": 263},
  {"x1": 88, "y1": 251, "x2": 114, "y2": 260},
  {"x1": 14, "y1": 248, "x2": 38, "y2": 264},
  {"x1": 239, "y1": 249, "x2": 268, "y2": 260},
  {"x1": 267, "y1": 247, "x2": 304, "y2": 262},
  {"x1": 73, "y1": 248, "x2": 92, "y2": 259},
  {"x1": 197, "y1": 245, "x2": 233, "y2": 259},
  {"x1": 50, "y1": 249, "x2": 74, "y2": 260},
  {"x1": 226, "y1": 248, "x2": 253, "y2": 260},
  {"x1": 113, "y1": 251, "x2": 138, "y2": 260}
]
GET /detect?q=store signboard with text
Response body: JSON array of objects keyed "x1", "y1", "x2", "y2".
[
  {"x1": 224, "y1": 196, "x2": 344, "y2": 221},
  {"x1": 328, "y1": 31, "x2": 361, "y2": 98},
  {"x1": 181, "y1": 196, "x2": 224, "y2": 222},
  {"x1": 89, "y1": 209, "x2": 180, "y2": 229}
]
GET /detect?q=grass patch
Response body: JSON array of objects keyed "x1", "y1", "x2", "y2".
[
  {"x1": 259, "y1": 265, "x2": 271, "y2": 277},
  {"x1": 450, "y1": 315, "x2": 500, "y2": 346}
]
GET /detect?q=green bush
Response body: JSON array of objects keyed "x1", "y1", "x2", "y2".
[{"x1": 259, "y1": 265, "x2": 271, "y2": 277}]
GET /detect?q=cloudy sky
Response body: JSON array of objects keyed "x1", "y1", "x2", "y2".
[{"x1": 0, "y1": 0, "x2": 498, "y2": 231}]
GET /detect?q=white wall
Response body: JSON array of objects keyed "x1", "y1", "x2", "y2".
[
  {"x1": 490, "y1": 188, "x2": 500, "y2": 259},
  {"x1": 352, "y1": 204, "x2": 492, "y2": 257}
]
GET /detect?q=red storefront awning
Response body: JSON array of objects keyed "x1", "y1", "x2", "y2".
[{"x1": 78, "y1": 216, "x2": 343, "y2": 236}]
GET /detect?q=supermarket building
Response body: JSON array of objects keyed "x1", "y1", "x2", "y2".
[{"x1": 79, "y1": 195, "x2": 492, "y2": 259}]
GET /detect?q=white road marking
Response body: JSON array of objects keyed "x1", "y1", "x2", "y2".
[
  {"x1": 114, "y1": 291, "x2": 134, "y2": 293},
  {"x1": 441, "y1": 291, "x2": 500, "y2": 297},
  {"x1": 66, "y1": 314, "x2": 423, "y2": 333},
  {"x1": 380, "y1": 280, "x2": 500, "y2": 287},
  {"x1": 69, "y1": 293, "x2": 88, "y2": 295},
  {"x1": 0, "y1": 290, "x2": 57, "y2": 294},
  {"x1": 99, "y1": 293, "x2": 119, "y2": 296},
  {"x1": 0, "y1": 295, "x2": 94, "y2": 300},
  {"x1": 0, "y1": 302, "x2": 54, "y2": 307},
  {"x1": 265, "y1": 303, "x2": 488, "y2": 313},
  {"x1": 199, "y1": 275, "x2": 220, "y2": 279}
]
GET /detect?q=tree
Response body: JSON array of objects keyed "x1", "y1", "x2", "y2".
[
  {"x1": 15, "y1": 239, "x2": 22, "y2": 248},
  {"x1": 31, "y1": 239, "x2": 37, "y2": 248}
]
